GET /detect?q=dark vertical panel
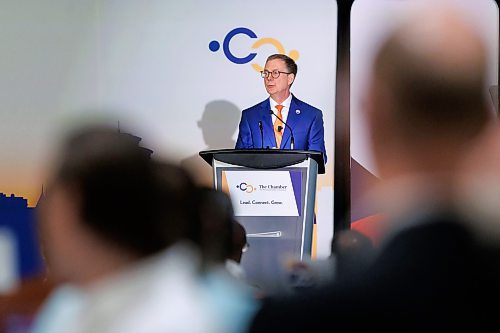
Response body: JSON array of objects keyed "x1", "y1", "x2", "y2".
[
  {"x1": 496, "y1": 0, "x2": 500, "y2": 116},
  {"x1": 497, "y1": 1, "x2": 500, "y2": 88},
  {"x1": 333, "y1": 0, "x2": 354, "y2": 241}
]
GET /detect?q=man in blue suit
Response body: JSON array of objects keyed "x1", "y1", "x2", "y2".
[{"x1": 235, "y1": 54, "x2": 327, "y2": 164}]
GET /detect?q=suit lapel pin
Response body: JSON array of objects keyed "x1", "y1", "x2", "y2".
[{"x1": 296, "y1": 109, "x2": 301, "y2": 115}]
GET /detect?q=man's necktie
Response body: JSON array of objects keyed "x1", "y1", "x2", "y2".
[{"x1": 274, "y1": 104, "x2": 284, "y2": 148}]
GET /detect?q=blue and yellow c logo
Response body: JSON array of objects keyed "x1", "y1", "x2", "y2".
[
  {"x1": 209, "y1": 27, "x2": 299, "y2": 72},
  {"x1": 237, "y1": 182, "x2": 255, "y2": 193}
]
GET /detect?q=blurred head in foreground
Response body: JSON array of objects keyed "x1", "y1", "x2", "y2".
[
  {"x1": 331, "y1": 229, "x2": 375, "y2": 281},
  {"x1": 191, "y1": 187, "x2": 236, "y2": 269},
  {"x1": 366, "y1": 6, "x2": 491, "y2": 182},
  {"x1": 228, "y1": 220, "x2": 247, "y2": 265},
  {"x1": 361, "y1": 6, "x2": 494, "y2": 233},
  {"x1": 38, "y1": 125, "x2": 196, "y2": 285}
]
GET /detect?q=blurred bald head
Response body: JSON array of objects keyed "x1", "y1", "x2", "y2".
[{"x1": 367, "y1": 6, "x2": 491, "y2": 177}]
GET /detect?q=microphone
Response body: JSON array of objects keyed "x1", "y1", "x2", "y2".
[
  {"x1": 269, "y1": 110, "x2": 295, "y2": 149},
  {"x1": 258, "y1": 121, "x2": 264, "y2": 149}
]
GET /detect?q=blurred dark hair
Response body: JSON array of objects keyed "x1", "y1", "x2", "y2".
[
  {"x1": 228, "y1": 220, "x2": 247, "y2": 264},
  {"x1": 50, "y1": 125, "x2": 196, "y2": 257},
  {"x1": 190, "y1": 187, "x2": 235, "y2": 266},
  {"x1": 373, "y1": 23, "x2": 491, "y2": 145},
  {"x1": 331, "y1": 229, "x2": 375, "y2": 281}
]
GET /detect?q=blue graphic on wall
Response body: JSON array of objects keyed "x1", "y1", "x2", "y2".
[{"x1": 0, "y1": 192, "x2": 44, "y2": 279}]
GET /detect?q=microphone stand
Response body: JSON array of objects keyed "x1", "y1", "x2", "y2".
[{"x1": 258, "y1": 121, "x2": 264, "y2": 149}]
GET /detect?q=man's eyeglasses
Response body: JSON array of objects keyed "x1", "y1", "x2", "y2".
[{"x1": 260, "y1": 69, "x2": 291, "y2": 79}]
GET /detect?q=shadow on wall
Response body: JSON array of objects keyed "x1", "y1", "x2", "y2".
[{"x1": 181, "y1": 100, "x2": 241, "y2": 187}]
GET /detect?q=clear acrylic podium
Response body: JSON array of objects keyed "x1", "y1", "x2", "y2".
[{"x1": 199, "y1": 149, "x2": 324, "y2": 294}]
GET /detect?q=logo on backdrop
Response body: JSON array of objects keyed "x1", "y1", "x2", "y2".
[
  {"x1": 209, "y1": 27, "x2": 300, "y2": 72},
  {"x1": 237, "y1": 182, "x2": 255, "y2": 193}
]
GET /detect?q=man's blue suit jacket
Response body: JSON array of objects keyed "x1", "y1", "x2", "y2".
[{"x1": 235, "y1": 95, "x2": 327, "y2": 163}]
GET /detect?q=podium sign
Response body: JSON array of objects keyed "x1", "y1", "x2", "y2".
[
  {"x1": 223, "y1": 170, "x2": 300, "y2": 217},
  {"x1": 200, "y1": 149, "x2": 323, "y2": 294}
]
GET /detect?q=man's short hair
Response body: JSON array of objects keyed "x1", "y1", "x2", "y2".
[{"x1": 266, "y1": 54, "x2": 298, "y2": 76}]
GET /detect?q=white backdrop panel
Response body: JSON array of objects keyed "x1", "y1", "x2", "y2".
[{"x1": 0, "y1": 0, "x2": 337, "y2": 257}]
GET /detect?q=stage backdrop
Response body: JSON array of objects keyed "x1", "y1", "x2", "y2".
[
  {"x1": 0, "y1": 0, "x2": 337, "y2": 290},
  {"x1": 350, "y1": 0, "x2": 499, "y2": 241}
]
